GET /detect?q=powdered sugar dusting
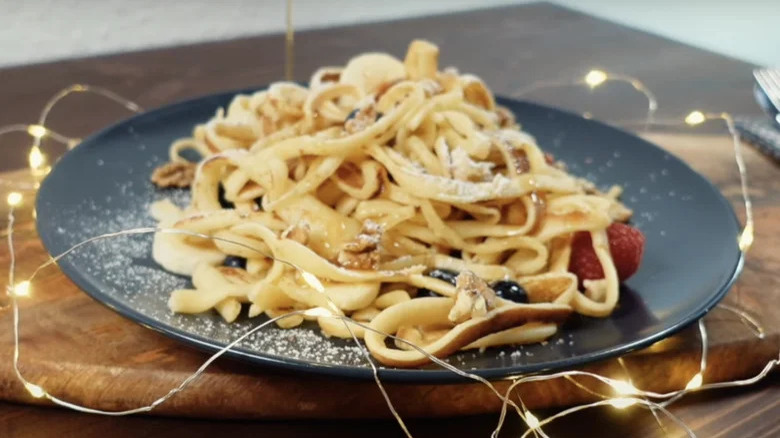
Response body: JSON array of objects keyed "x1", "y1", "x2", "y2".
[{"x1": 52, "y1": 184, "x2": 368, "y2": 367}]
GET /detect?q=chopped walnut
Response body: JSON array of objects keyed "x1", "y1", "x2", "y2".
[
  {"x1": 448, "y1": 271, "x2": 498, "y2": 324},
  {"x1": 337, "y1": 220, "x2": 382, "y2": 270},
  {"x1": 345, "y1": 103, "x2": 379, "y2": 134},
  {"x1": 151, "y1": 161, "x2": 197, "y2": 188},
  {"x1": 495, "y1": 105, "x2": 517, "y2": 129},
  {"x1": 509, "y1": 147, "x2": 531, "y2": 174},
  {"x1": 282, "y1": 223, "x2": 310, "y2": 245},
  {"x1": 337, "y1": 251, "x2": 380, "y2": 270}
]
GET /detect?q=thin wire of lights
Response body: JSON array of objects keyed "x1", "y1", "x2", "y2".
[{"x1": 0, "y1": 75, "x2": 774, "y2": 437}]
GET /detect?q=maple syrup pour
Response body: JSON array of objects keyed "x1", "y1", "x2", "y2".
[{"x1": 285, "y1": 0, "x2": 295, "y2": 81}]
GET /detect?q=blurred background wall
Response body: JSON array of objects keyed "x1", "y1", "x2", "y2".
[{"x1": 2, "y1": 0, "x2": 778, "y2": 67}]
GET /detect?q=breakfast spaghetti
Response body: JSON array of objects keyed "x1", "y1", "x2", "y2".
[{"x1": 149, "y1": 40, "x2": 643, "y2": 367}]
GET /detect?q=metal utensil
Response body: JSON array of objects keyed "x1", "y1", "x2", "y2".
[{"x1": 753, "y1": 68, "x2": 780, "y2": 127}]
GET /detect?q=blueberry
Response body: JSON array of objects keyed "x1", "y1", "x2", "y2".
[
  {"x1": 415, "y1": 269, "x2": 459, "y2": 298},
  {"x1": 345, "y1": 108, "x2": 360, "y2": 121},
  {"x1": 416, "y1": 288, "x2": 438, "y2": 298},
  {"x1": 427, "y1": 268, "x2": 459, "y2": 285},
  {"x1": 223, "y1": 256, "x2": 247, "y2": 269},
  {"x1": 491, "y1": 280, "x2": 529, "y2": 303},
  {"x1": 345, "y1": 109, "x2": 383, "y2": 122},
  {"x1": 218, "y1": 184, "x2": 234, "y2": 209}
]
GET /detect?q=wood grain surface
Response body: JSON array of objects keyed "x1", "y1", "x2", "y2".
[
  {"x1": 0, "y1": 3, "x2": 778, "y2": 437},
  {"x1": 1, "y1": 131, "x2": 777, "y2": 421}
]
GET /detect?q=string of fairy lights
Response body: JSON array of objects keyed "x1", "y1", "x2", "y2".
[{"x1": 1, "y1": 70, "x2": 775, "y2": 437}]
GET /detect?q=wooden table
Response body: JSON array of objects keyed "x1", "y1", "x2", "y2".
[{"x1": 1, "y1": 3, "x2": 778, "y2": 437}]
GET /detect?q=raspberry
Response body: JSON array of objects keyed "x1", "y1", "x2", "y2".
[{"x1": 568, "y1": 223, "x2": 645, "y2": 283}]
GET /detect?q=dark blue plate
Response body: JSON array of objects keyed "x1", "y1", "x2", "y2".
[{"x1": 36, "y1": 90, "x2": 742, "y2": 382}]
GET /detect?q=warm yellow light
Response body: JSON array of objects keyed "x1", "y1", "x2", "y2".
[
  {"x1": 685, "y1": 373, "x2": 703, "y2": 390},
  {"x1": 28, "y1": 146, "x2": 47, "y2": 170},
  {"x1": 301, "y1": 271, "x2": 325, "y2": 293},
  {"x1": 303, "y1": 307, "x2": 333, "y2": 318},
  {"x1": 685, "y1": 111, "x2": 706, "y2": 126},
  {"x1": 582, "y1": 111, "x2": 593, "y2": 119},
  {"x1": 738, "y1": 222, "x2": 754, "y2": 252},
  {"x1": 24, "y1": 382, "x2": 46, "y2": 398},
  {"x1": 7, "y1": 192, "x2": 23, "y2": 206},
  {"x1": 611, "y1": 380, "x2": 638, "y2": 395},
  {"x1": 524, "y1": 411, "x2": 540, "y2": 429},
  {"x1": 26, "y1": 124, "x2": 47, "y2": 139},
  {"x1": 585, "y1": 70, "x2": 608, "y2": 88},
  {"x1": 13, "y1": 281, "x2": 30, "y2": 297},
  {"x1": 608, "y1": 397, "x2": 637, "y2": 409}
]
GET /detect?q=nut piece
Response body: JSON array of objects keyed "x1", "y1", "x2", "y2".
[
  {"x1": 151, "y1": 161, "x2": 197, "y2": 188},
  {"x1": 495, "y1": 105, "x2": 517, "y2": 129},
  {"x1": 448, "y1": 271, "x2": 498, "y2": 324},
  {"x1": 345, "y1": 103, "x2": 379, "y2": 134},
  {"x1": 282, "y1": 222, "x2": 310, "y2": 245},
  {"x1": 337, "y1": 220, "x2": 382, "y2": 270}
]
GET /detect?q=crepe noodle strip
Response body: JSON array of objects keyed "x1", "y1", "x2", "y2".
[
  {"x1": 364, "y1": 297, "x2": 571, "y2": 367},
  {"x1": 152, "y1": 40, "x2": 634, "y2": 367}
]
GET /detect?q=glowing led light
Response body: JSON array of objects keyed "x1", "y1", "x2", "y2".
[
  {"x1": 685, "y1": 111, "x2": 706, "y2": 126},
  {"x1": 608, "y1": 397, "x2": 637, "y2": 409},
  {"x1": 685, "y1": 373, "x2": 703, "y2": 390},
  {"x1": 28, "y1": 146, "x2": 46, "y2": 170},
  {"x1": 524, "y1": 411, "x2": 540, "y2": 429},
  {"x1": 611, "y1": 380, "x2": 638, "y2": 395},
  {"x1": 6, "y1": 192, "x2": 22, "y2": 206},
  {"x1": 26, "y1": 124, "x2": 47, "y2": 139},
  {"x1": 24, "y1": 382, "x2": 46, "y2": 398},
  {"x1": 303, "y1": 307, "x2": 333, "y2": 318},
  {"x1": 585, "y1": 70, "x2": 607, "y2": 88},
  {"x1": 13, "y1": 281, "x2": 30, "y2": 297},
  {"x1": 301, "y1": 271, "x2": 325, "y2": 293},
  {"x1": 738, "y1": 222, "x2": 754, "y2": 252}
]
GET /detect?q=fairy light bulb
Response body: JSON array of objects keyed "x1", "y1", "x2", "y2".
[
  {"x1": 13, "y1": 281, "x2": 31, "y2": 297},
  {"x1": 301, "y1": 271, "x2": 325, "y2": 293},
  {"x1": 611, "y1": 379, "x2": 638, "y2": 395},
  {"x1": 585, "y1": 70, "x2": 608, "y2": 88},
  {"x1": 24, "y1": 382, "x2": 46, "y2": 398},
  {"x1": 6, "y1": 192, "x2": 22, "y2": 206},
  {"x1": 524, "y1": 411, "x2": 540, "y2": 429},
  {"x1": 28, "y1": 146, "x2": 47, "y2": 170},
  {"x1": 303, "y1": 307, "x2": 333, "y2": 318},
  {"x1": 738, "y1": 222, "x2": 754, "y2": 252},
  {"x1": 26, "y1": 124, "x2": 47, "y2": 139},
  {"x1": 685, "y1": 373, "x2": 703, "y2": 390},
  {"x1": 608, "y1": 397, "x2": 637, "y2": 409},
  {"x1": 685, "y1": 111, "x2": 706, "y2": 125}
]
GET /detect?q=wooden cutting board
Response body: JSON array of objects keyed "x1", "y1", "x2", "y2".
[{"x1": 0, "y1": 133, "x2": 777, "y2": 419}]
